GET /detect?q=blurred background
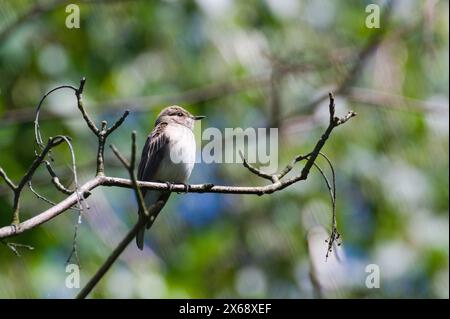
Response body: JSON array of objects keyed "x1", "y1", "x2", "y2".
[{"x1": 0, "y1": 0, "x2": 448, "y2": 298}]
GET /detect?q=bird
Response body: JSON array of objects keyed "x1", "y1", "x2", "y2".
[{"x1": 136, "y1": 105, "x2": 205, "y2": 250}]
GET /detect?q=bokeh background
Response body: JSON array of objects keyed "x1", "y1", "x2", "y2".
[{"x1": 0, "y1": 0, "x2": 448, "y2": 298}]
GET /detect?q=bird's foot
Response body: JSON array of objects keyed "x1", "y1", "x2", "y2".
[
  {"x1": 164, "y1": 181, "x2": 174, "y2": 192},
  {"x1": 177, "y1": 183, "x2": 190, "y2": 194}
]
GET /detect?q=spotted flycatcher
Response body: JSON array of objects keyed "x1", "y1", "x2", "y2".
[{"x1": 136, "y1": 106, "x2": 204, "y2": 250}]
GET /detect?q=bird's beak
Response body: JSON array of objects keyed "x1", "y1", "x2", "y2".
[{"x1": 193, "y1": 115, "x2": 206, "y2": 120}]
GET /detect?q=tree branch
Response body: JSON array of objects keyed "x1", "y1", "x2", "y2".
[
  {"x1": 0, "y1": 168, "x2": 17, "y2": 191},
  {"x1": 73, "y1": 77, "x2": 130, "y2": 176},
  {"x1": 0, "y1": 74, "x2": 356, "y2": 299},
  {"x1": 0, "y1": 239, "x2": 34, "y2": 256},
  {"x1": 1, "y1": 136, "x2": 67, "y2": 225},
  {"x1": 44, "y1": 160, "x2": 74, "y2": 195},
  {"x1": 76, "y1": 131, "x2": 162, "y2": 298},
  {"x1": 76, "y1": 200, "x2": 165, "y2": 299},
  {"x1": 0, "y1": 76, "x2": 129, "y2": 233},
  {"x1": 239, "y1": 150, "x2": 276, "y2": 182},
  {"x1": 0, "y1": 92, "x2": 355, "y2": 240}
]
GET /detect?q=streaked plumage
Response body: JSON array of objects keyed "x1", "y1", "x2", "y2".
[{"x1": 136, "y1": 106, "x2": 204, "y2": 250}]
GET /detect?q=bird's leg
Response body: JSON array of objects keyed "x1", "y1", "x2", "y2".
[{"x1": 164, "y1": 181, "x2": 174, "y2": 192}]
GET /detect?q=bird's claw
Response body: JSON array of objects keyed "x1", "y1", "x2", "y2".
[
  {"x1": 177, "y1": 183, "x2": 190, "y2": 194},
  {"x1": 165, "y1": 181, "x2": 174, "y2": 192},
  {"x1": 9, "y1": 223, "x2": 18, "y2": 234}
]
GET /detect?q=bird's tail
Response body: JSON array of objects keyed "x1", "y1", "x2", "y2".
[
  {"x1": 136, "y1": 223, "x2": 145, "y2": 250},
  {"x1": 136, "y1": 191, "x2": 171, "y2": 250}
]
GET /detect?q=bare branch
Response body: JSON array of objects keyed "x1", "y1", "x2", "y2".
[
  {"x1": 303, "y1": 94, "x2": 354, "y2": 173},
  {"x1": 316, "y1": 152, "x2": 342, "y2": 260},
  {"x1": 29, "y1": 179, "x2": 81, "y2": 211},
  {"x1": 34, "y1": 85, "x2": 77, "y2": 149},
  {"x1": 44, "y1": 160, "x2": 74, "y2": 195},
  {"x1": 335, "y1": 111, "x2": 357, "y2": 126},
  {"x1": 0, "y1": 92, "x2": 355, "y2": 240},
  {"x1": 66, "y1": 218, "x2": 81, "y2": 267},
  {"x1": 33, "y1": 85, "x2": 81, "y2": 201},
  {"x1": 276, "y1": 153, "x2": 311, "y2": 180},
  {"x1": 129, "y1": 132, "x2": 137, "y2": 171},
  {"x1": 268, "y1": 93, "x2": 356, "y2": 194},
  {"x1": 312, "y1": 162, "x2": 334, "y2": 207},
  {"x1": 110, "y1": 145, "x2": 131, "y2": 168},
  {"x1": 238, "y1": 150, "x2": 275, "y2": 182},
  {"x1": 0, "y1": 71, "x2": 356, "y2": 300},
  {"x1": 110, "y1": 131, "x2": 150, "y2": 219},
  {"x1": 57, "y1": 135, "x2": 87, "y2": 266},
  {"x1": 276, "y1": 147, "x2": 341, "y2": 260},
  {"x1": 75, "y1": 199, "x2": 165, "y2": 299},
  {"x1": 28, "y1": 180, "x2": 57, "y2": 206},
  {"x1": 1, "y1": 76, "x2": 129, "y2": 233},
  {"x1": 72, "y1": 77, "x2": 130, "y2": 176},
  {"x1": 17, "y1": 137, "x2": 66, "y2": 191},
  {"x1": 0, "y1": 168, "x2": 17, "y2": 191},
  {"x1": 0, "y1": 177, "x2": 100, "y2": 238},
  {"x1": 106, "y1": 110, "x2": 130, "y2": 136},
  {"x1": 1, "y1": 239, "x2": 34, "y2": 257},
  {"x1": 75, "y1": 77, "x2": 99, "y2": 135},
  {"x1": 77, "y1": 93, "x2": 356, "y2": 297},
  {"x1": 8, "y1": 136, "x2": 66, "y2": 225},
  {"x1": 77, "y1": 131, "x2": 156, "y2": 299}
]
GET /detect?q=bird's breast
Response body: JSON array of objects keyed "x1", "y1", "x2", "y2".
[{"x1": 155, "y1": 124, "x2": 196, "y2": 183}]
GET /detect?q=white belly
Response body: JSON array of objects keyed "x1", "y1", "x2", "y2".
[{"x1": 154, "y1": 124, "x2": 196, "y2": 183}]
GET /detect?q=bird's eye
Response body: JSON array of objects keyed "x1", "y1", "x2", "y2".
[{"x1": 177, "y1": 112, "x2": 184, "y2": 117}]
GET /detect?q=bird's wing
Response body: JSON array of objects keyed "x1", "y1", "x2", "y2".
[
  {"x1": 135, "y1": 122, "x2": 170, "y2": 250},
  {"x1": 137, "y1": 122, "x2": 170, "y2": 184}
]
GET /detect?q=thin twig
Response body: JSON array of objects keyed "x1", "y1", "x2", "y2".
[
  {"x1": 317, "y1": 152, "x2": 341, "y2": 260},
  {"x1": 58, "y1": 135, "x2": 87, "y2": 266},
  {"x1": 75, "y1": 200, "x2": 165, "y2": 299},
  {"x1": 76, "y1": 91, "x2": 355, "y2": 297},
  {"x1": 29, "y1": 181, "x2": 56, "y2": 206},
  {"x1": 34, "y1": 85, "x2": 77, "y2": 149},
  {"x1": 5, "y1": 136, "x2": 66, "y2": 225},
  {"x1": 75, "y1": 77, "x2": 99, "y2": 134},
  {"x1": 106, "y1": 110, "x2": 130, "y2": 136},
  {"x1": 238, "y1": 150, "x2": 275, "y2": 182},
  {"x1": 77, "y1": 131, "x2": 156, "y2": 299},
  {"x1": 44, "y1": 160, "x2": 74, "y2": 195},
  {"x1": 0, "y1": 78, "x2": 356, "y2": 299},
  {"x1": 66, "y1": 216, "x2": 81, "y2": 267},
  {"x1": 1, "y1": 239, "x2": 34, "y2": 256},
  {"x1": 0, "y1": 168, "x2": 17, "y2": 190},
  {"x1": 28, "y1": 180, "x2": 81, "y2": 211},
  {"x1": 277, "y1": 153, "x2": 312, "y2": 180},
  {"x1": 0, "y1": 92, "x2": 355, "y2": 240},
  {"x1": 73, "y1": 78, "x2": 130, "y2": 176}
]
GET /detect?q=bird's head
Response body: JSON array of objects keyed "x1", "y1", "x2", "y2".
[{"x1": 155, "y1": 105, "x2": 205, "y2": 130}]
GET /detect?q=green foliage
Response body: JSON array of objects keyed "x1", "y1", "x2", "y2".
[{"x1": 0, "y1": 0, "x2": 448, "y2": 298}]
